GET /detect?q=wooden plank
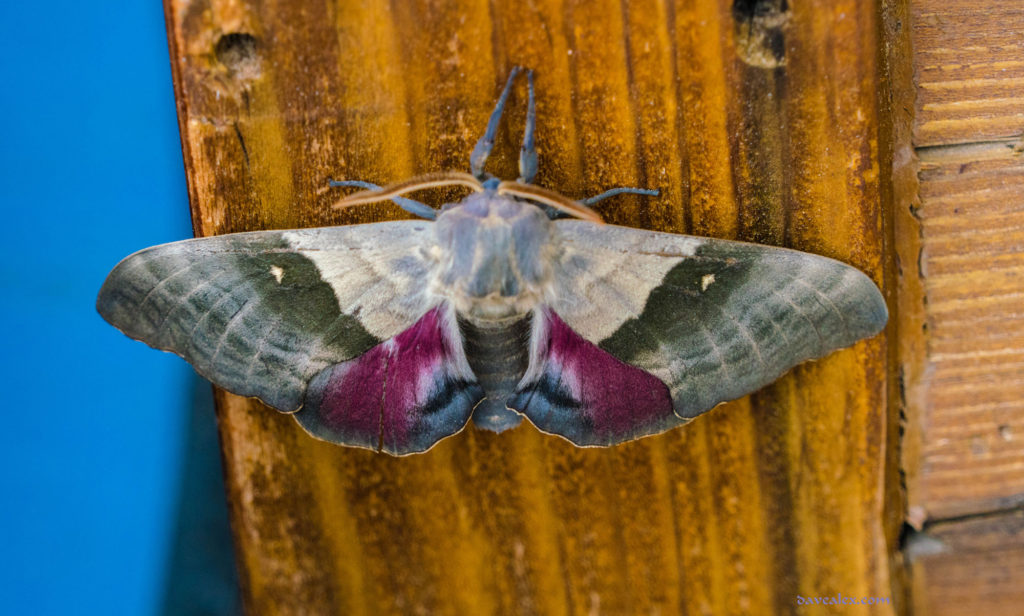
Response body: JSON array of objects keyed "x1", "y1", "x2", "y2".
[
  {"x1": 909, "y1": 509, "x2": 1024, "y2": 616},
  {"x1": 906, "y1": 141, "x2": 1024, "y2": 521},
  {"x1": 911, "y1": 1, "x2": 1024, "y2": 147},
  {"x1": 903, "y1": 1, "x2": 1024, "y2": 613},
  {"x1": 163, "y1": 0, "x2": 897, "y2": 613},
  {"x1": 885, "y1": 0, "x2": 926, "y2": 611}
]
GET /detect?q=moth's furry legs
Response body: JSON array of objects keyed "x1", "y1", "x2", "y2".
[
  {"x1": 581, "y1": 187, "x2": 660, "y2": 207},
  {"x1": 470, "y1": 66, "x2": 523, "y2": 179},
  {"x1": 331, "y1": 173, "x2": 486, "y2": 219},
  {"x1": 328, "y1": 180, "x2": 438, "y2": 220},
  {"x1": 518, "y1": 69, "x2": 538, "y2": 184},
  {"x1": 496, "y1": 181, "x2": 604, "y2": 223}
]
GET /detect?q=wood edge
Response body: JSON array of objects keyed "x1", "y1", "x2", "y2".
[
  {"x1": 162, "y1": 0, "x2": 206, "y2": 239},
  {"x1": 879, "y1": 0, "x2": 921, "y2": 614},
  {"x1": 161, "y1": 2, "x2": 257, "y2": 611}
]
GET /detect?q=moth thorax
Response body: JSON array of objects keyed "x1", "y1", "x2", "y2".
[{"x1": 432, "y1": 192, "x2": 557, "y2": 322}]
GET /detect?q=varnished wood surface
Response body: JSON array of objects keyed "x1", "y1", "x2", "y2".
[
  {"x1": 882, "y1": 0, "x2": 920, "y2": 610},
  {"x1": 912, "y1": 1, "x2": 1024, "y2": 147},
  {"x1": 902, "y1": 1, "x2": 1024, "y2": 614},
  {"x1": 911, "y1": 142, "x2": 1024, "y2": 520},
  {"x1": 164, "y1": 1, "x2": 896, "y2": 613},
  {"x1": 909, "y1": 509, "x2": 1024, "y2": 616}
]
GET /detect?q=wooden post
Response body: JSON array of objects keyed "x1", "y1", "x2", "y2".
[{"x1": 164, "y1": 1, "x2": 899, "y2": 613}]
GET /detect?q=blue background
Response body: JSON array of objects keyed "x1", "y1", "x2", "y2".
[{"x1": 0, "y1": 2, "x2": 213, "y2": 614}]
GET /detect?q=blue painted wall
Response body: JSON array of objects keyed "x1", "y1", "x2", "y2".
[{"x1": 0, "y1": 2, "x2": 196, "y2": 614}]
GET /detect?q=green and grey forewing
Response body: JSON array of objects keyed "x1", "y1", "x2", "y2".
[
  {"x1": 551, "y1": 222, "x2": 887, "y2": 419},
  {"x1": 97, "y1": 222, "x2": 437, "y2": 412},
  {"x1": 548, "y1": 222, "x2": 705, "y2": 342}
]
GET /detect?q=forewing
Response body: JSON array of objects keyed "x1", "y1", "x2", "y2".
[
  {"x1": 548, "y1": 221, "x2": 888, "y2": 421},
  {"x1": 97, "y1": 221, "x2": 437, "y2": 412}
]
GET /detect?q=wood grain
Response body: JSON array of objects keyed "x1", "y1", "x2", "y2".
[
  {"x1": 902, "y1": 1, "x2": 1024, "y2": 613},
  {"x1": 905, "y1": 0, "x2": 1024, "y2": 524},
  {"x1": 163, "y1": 1, "x2": 897, "y2": 613},
  {"x1": 909, "y1": 509, "x2": 1024, "y2": 616},
  {"x1": 883, "y1": 0, "x2": 921, "y2": 609},
  {"x1": 911, "y1": 1, "x2": 1024, "y2": 147},
  {"x1": 907, "y1": 141, "x2": 1024, "y2": 521}
]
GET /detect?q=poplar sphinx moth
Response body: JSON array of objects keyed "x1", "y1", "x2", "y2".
[{"x1": 98, "y1": 68, "x2": 887, "y2": 456}]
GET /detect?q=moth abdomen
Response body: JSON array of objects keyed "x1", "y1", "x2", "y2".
[{"x1": 457, "y1": 313, "x2": 533, "y2": 432}]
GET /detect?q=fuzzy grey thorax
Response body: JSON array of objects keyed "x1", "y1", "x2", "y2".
[{"x1": 429, "y1": 191, "x2": 557, "y2": 323}]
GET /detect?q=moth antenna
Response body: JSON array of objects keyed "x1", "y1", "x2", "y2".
[
  {"x1": 333, "y1": 172, "x2": 485, "y2": 209},
  {"x1": 496, "y1": 181, "x2": 605, "y2": 224}
]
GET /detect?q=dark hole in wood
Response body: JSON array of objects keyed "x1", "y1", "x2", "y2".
[
  {"x1": 732, "y1": 0, "x2": 790, "y2": 68},
  {"x1": 215, "y1": 32, "x2": 261, "y2": 80}
]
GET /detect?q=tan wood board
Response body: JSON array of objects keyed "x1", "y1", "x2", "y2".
[
  {"x1": 904, "y1": 2, "x2": 1024, "y2": 614},
  {"x1": 911, "y1": 1, "x2": 1024, "y2": 147},
  {"x1": 908, "y1": 141, "x2": 1024, "y2": 521},
  {"x1": 910, "y1": 509, "x2": 1024, "y2": 616}
]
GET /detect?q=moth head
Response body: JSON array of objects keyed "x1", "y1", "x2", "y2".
[{"x1": 430, "y1": 192, "x2": 557, "y2": 320}]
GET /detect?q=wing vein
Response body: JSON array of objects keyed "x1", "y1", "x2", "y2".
[
  {"x1": 136, "y1": 260, "x2": 202, "y2": 315},
  {"x1": 691, "y1": 316, "x2": 733, "y2": 384},
  {"x1": 152, "y1": 267, "x2": 235, "y2": 339},
  {"x1": 790, "y1": 275, "x2": 853, "y2": 341},
  {"x1": 766, "y1": 280, "x2": 826, "y2": 355},
  {"x1": 241, "y1": 320, "x2": 278, "y2": 385},
  {"x1": 186, "y1": 280, "x2": 246, "y2": 362},
  {"x1": 209, "y1": 295, "x2": 258, "y2": 370},
  {"x1": 693, "y1": 291, "x2": 768, "y2": 371}
]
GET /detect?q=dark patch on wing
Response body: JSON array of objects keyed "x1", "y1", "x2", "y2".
[
  {"x1": 97, "y1": 232, "x2": 379, "y2": 412},
  {"x1": 597, "y1": 240, "x2": 887, "y2": 419}
]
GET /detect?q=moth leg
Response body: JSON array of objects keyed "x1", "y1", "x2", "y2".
[
  {"x1": 518, "y1": 184, "x2": 657, "y2": 220},
  {"x1": 581, "y1": 186, "x2": 659, "y2": 206},
  {"x1": 329, "y1": 179, "x2": 437, "y2": 220},
  {"x1": 517, "y1": 69, "x2": 538, "y2": 184},
  {"x1": 470, "y1": 66, "x2": 523, "y2": 179}
]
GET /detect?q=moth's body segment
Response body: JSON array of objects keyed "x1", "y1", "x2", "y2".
[
  {"x1": 456, "y1": 309, "x2": 533, "y2": 432},
  {"x1": 98, "y1": 68, "x2": 887, "y2": 455}
]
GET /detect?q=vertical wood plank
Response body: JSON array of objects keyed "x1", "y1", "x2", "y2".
[{"x1": 163, "y1": 1, "x2": 898, "y2": 613}]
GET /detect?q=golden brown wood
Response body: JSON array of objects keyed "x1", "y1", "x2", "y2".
[
  {"x1": 164, "y1": 1, "x2": 897, "y2": 613},
  {"x1": 882, "y1": 0, "x2": 921, "y2": 612},
  {"x1": 911, "y1": 1, "x2": 1024, "y2": 147}
]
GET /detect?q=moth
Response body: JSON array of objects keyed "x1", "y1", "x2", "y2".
[{"x1": 98, "y1": 67, "x2": 887, "y2": 456}]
